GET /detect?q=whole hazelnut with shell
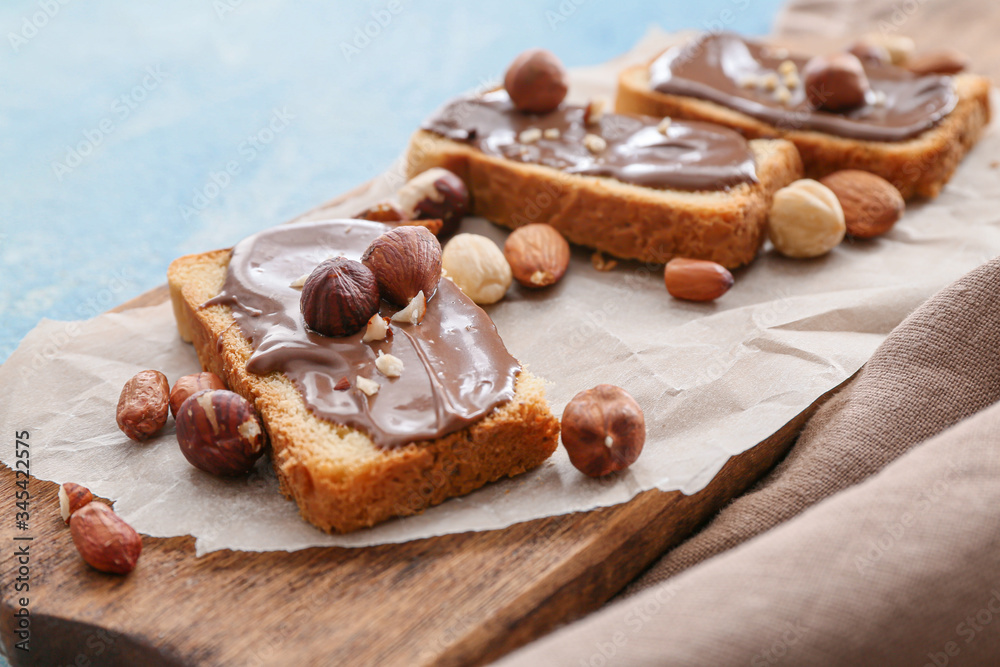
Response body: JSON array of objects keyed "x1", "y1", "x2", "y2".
[
  {"x1": 561, "y1": 384, "x2": 646, "y2": 478},
  {"x1": 362, "y1": 225, "x2": 443, "y2": 306},
  {"x1": 170, "y1": 371, "x2": 226, "y2": 418},
  {"x1": 300, "y1": 257, "x2": 381, "y2": 338},
  {"x1": 175, "y1": 389, "x2": 267, "y2": 477},
  {"x1": 397, "y1": 168, "x2": 469, "y2": 236},
  {"x1": 802, "y1": 52, "x2": 871, "y2": 112},
  {"x1": 504, "y1": 48, "x2": 569, "y2": 114}
]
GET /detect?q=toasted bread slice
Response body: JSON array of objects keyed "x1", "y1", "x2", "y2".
[
  {"x1": 405, "y1": 130, "x2": 802, "y2": 269},
  {"x1": 168, "y1": 245, "x2": 560, "y2": 534},
  {"x1": 617, "y1": 64, "x2": 991, "y2": 199}
]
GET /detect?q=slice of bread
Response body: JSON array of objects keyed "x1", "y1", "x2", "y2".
[
  {"x1": 168, "y1": 245, "x2": 560, "y2": 534},
  {"x1": 617, "y1": 64, "x2": 991, "y2": 200},
  {"x1": 405, "y1": 129, "x2": 802, "y2": 269}
]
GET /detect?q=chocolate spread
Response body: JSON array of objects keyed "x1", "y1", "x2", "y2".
[
  {"x1": 649, "y1": 32, "x2": 957, "y2": 142},
  {"x1": 204, "y1": 219, "x2": 520, "y2": 449},
  {"x1": 422, "y1": 90, "x2": 757, "y2": 191}
]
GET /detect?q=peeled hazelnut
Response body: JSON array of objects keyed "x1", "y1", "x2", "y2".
[
  {"x1": 802, "y1": 52, "x2": 870, "y2": 112},
  {"x1": 169, "y1": 372, "x2": 226, "y2": 418},
  {"x1": 768, "y1": 179, "x2": 846, "y2": 258},
  {"x1": 116, "y1": 370, "x2": 170, "y2": 441},
  {"x1": 361, "y1": 226, "x2": 442, "y2": 306},
  {"x1": 59, "y1": 482, "x2": 93, "y2": 523},
  {"x1": 664, "y1": 258, "x2": 734, "y2": 302},
  {"x1": 442, "y1": 234, "x2": 513, "y2": 305},
  {"x1": 503, "y1": 224, "x2": 570, "y2": 288},
  {"x1": 175, "y1": 389, "x2": 267, "y2": 477},
  {"x1": 847, "y1": 40, "x2": 891, "y2": 66},
  {"x1": 906, "y1": 49, "x2": 969, "y2": 76},
  {"x1": 397, "y1": 168, "x2": 469, "y2": 236},
  {"x1": 300, "y1": 257, "x2": 380, "y2": 337},
  {"x1": 70, "y1": 502, "x2": 142, "y2": 575},
  {"x1": 355, "y1": 201, "x2": 407, "y2": 223},
  {"x1": 561, "y1": 384, "x2": 646, "y2": 478},
  {"x1": 819, "y1": 170, "x2": 904, "y2": 239},
  {"x1": 362, "y1": 314, "x2": 389, "y2": 342},
  {"x1": 504, "y1": 48, "x2": 569, "y2": 114}
]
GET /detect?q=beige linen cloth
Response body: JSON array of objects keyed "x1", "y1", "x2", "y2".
[{"x1": 501, "y1": 257, "x2": 1000, "y2": 665}]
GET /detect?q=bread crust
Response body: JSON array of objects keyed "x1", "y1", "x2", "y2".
[
  {"x1": 616, "y1": 63, "x2": 992, "y2": 200},
  {"x1": 167, "y1": 248, "x2": 560, "y2": 534},
  {"x1": 404, "y1": 130, "x2": 802, "y2": 269}
]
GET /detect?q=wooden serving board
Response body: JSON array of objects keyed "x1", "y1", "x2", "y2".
[{"x1": 4, "y1": 0, "x2": 981, "y2": 661}]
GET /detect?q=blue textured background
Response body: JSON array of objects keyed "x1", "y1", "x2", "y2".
[{"x1": 0, "y1": 0, "x2": 782, "y2": 366}]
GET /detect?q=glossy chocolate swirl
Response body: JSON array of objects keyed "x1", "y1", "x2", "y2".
[
  {"x1": 204, "y1": 219, "x2": 520, "y2": 449},
  {"x1": 422, "y1": 90, "x2": 757, "y2": 191},
  {"x1": 649, "y1": 32, "x2": 957, "y2": 142}
]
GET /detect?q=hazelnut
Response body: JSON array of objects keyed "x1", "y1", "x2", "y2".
[
  {"x1": 70, "y1": 502, "x2": 142, "y2": 575},
  {"x1": 847, "y1": 40, "x2": 891, "y2": 66},
  {"x1": 116, "y1": 370, "x2": 170, "y2": 441},
  {"x1": 441, "y1": 234, "x2": 512, "y2": 305},
  {"x1": 768, "y1": 179, "x2": 846, "y2": 258},
  {"x1": 861, "y1": 33, "x2": 915, "y2": 66},
  {"x1": 396, "y1": 168, "x2": 469, "y2": 236},
  {"x1": 503, "y1": 224, "x2": 570, "y2": 288},
  {"x1": 664, "y1": 258, "x2": 734, "y2": 302},
  {"x1": 906, "y1": 49, "x2": 969, "y2": 76},
  {"x1": 361, "y1": 226, "x2": 442, "y2": 306},
  {"x1": 819, "y1": 170, "x2": 904, "y2": 239},
  {"x1": 802, "y1": 52, "x2": 870, "y2": 112},
  {"x1": 561, "y1": 384, "x2": 646, "y2": 478},
  {"x1": 175, "y1": 389, "x2": 267, "y2": 477},
  {"x1": 169, "y1": 371, "x2": 226, "y2": 418},
  {"x1": 300, "y1": 257, "x2": 381, "y2": 337},
  {"x1": 354, "y1": 201, "x2": 407, "y2": 223},
  {"x1": 504, "y1": 48, "x2": 569, "y2": 114},
  {"x1": 59, "y1": 482, "x2": 93, "y2": 523}
]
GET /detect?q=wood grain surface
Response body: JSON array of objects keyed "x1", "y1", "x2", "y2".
[{"x1": 1, "y1": 1, "x2": 979, "y2": 663}]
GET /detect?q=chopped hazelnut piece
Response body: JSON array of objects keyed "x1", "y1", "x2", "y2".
[
  {"x1": 657, "y1": 118, "x2": 672, "y2": 135},
  {"x1": 778, "y1": 60, "x2": 797, "y2": 75},
  {"x1": 375, "y1": 351, "x2": 405, "y2": 378},
  {"x1": 362, "y1": 314, "x2": 389, "y2": 342},
  {"x1": 583, "y1": 133, "x2": 607, "y2": 153},
  {"x1": 591, "y1": 251, "x2": 617, "y2": 272},
  {"x1": 543, "y1": 128, "x2": 561, "y2": 140},
  {"x1": 760, "y1": 73, "x2": 779, "y2": 91},
  {"x1": 518, "y1": 128, "x2": 542, "y2": 144},
  {"x1": 584, "y1": 97, "x2": 607, "y2": 126},
  {"x1": 356, "y1": 376, "x2": 380, "y2": 396}
]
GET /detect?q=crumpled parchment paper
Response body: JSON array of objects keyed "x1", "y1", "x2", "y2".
[{"x1": 3, "y1": 29, "x2": 998, "y2": 554}]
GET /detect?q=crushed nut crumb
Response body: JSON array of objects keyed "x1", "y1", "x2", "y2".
[
  {"x1": 775, "y1": 86, "x2": 791, "y2": 104},
  {"x1": 356, "y1": 376, "x2": 380, "y2": 396},
  {"x1": 519, "y1": 128, "x2": 542, "y2": 144},
  {"x1": 778, "y1": 60, "x2": 797, "y2": 75},
  {"x1": 543, "y1": 128, "x2": 561, "y2": 140},
  {"x1": 657, "y1": 117, "x2": 672, "y2": 135},
  {"x1": 783, "y1": 72, "x2": 800, "y2": 89},
  {"x1": 583, "y1": 133, "x2": 607, "y2": 153},
  {"x1": 289, "y1": 274, "x2": 309, "y2": 289},
  {"x1": 584, "y1": 97, "x2": 607, "y2": 126},
  {"x1": 375, "y1": 350, "x2": 404, "y2": 378},
  {"x1": 760, "y1": 73, "x2": 779, "y2": 91},
  {"x1": 591, "y1": 251, "x2": 617, "y2": 272}
]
